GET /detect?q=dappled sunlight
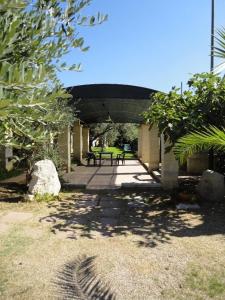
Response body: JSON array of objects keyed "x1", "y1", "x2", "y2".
[{"x1": 40, "y1": 190, "x2": 225, "y2": 247}]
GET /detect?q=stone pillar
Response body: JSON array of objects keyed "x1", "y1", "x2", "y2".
[
  {"x1": 82, "y1": 127, "x2": 89, "y2": 157},
  {"x1": 161, "y1": 135, "x2": 178, "y2": 190},
  {"x1": 73, "y1": 120, "x2": 83, "y2": 162},
  {"x1": 70, "y1": 132, "x2": 73, "y2": 154},
  {"x1": 141, "y1": 124, "x2": 150, "y2": 163},
  {"x1": 0, "y1": 146, "x2": 14, "y2": 171},
  {"x1": 137, "y1": 125, "x2": 143, "y2": 158},
  {"x1": 58, "y1": 126, "x2": 71, "y2": 172},
  {"x1": 0, "y1": 145, "x2": 6, "y2": 169},
  {"x1": 148, "y1": 124, "x2": 160, "y2": 171}
]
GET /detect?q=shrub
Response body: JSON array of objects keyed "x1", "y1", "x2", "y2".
[{"x1": 34, "y1": 193, "x2": 59, "y2": 202}]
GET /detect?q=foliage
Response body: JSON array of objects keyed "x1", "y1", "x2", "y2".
[
  {"x1": 89, "y1": 123, "x2": 138, "y2": 147},
  {"x1": 174, "y1": 126, "x2": 225, "y2": 164},
  {"x1": 0, "y1": 0, "x2": 106, "y2": 152},
  {"x1": 90, "y1": 123, "x2": 118, "y2": 146},
  {"x1": 34, "y1": 193, "x2": 59, "y2": 202},
  {"x1": 0, "y1": 168, "x2": 22, "y2": 181},
  {"x1": 104, "y1": 125, "x2": 120, "y2": 146},
  {"x1": 116, "y1": 123, "x2": 138, "y2": 146},
  {"x1": 143, "y1": 72, "x2": 225, "y2": 145},
  {"x1": 29, "y1": 144, "x2": 63, "y2": 170}
]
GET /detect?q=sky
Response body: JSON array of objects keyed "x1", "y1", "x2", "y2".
[{"x1": 58, "y1": 0, "x2": 225, "y2": 93}]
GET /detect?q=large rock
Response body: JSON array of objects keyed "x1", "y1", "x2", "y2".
[
  {"x1": 197, "y1": 169, "x2": 225, "y2": 201},
  {"x1": 28, "y1": 159, "x2": 61, "y2": 196}
]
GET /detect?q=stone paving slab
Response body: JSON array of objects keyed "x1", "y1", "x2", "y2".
[
  {"x1": 122, "y1": 182, "x2": 161, "y2": 188},
  {"x1": 100, "y1": 217, "x2": 118, "y2": 227},
  {"x1": 62, "y1": 159, "x2": 161, "y2": 190},
  {"x1": 100, "y1": 207, "x2": 121, "y2": 217},
  {"x1": 100, "y1": 198, "x2": 127, "y2": 208}
]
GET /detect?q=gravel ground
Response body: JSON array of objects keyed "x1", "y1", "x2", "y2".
[{"x1": 0, "y1": 189, "x2": 225, "y2": 299}]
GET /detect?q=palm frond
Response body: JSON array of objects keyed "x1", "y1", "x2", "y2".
[
  {"x1": 213, "y1": 61, "x2": 225, "y2": 74},
  {"x1": 213, "y1": 27, "x2": 225, "y2": 72},
  {"x1": 174, "y1": 126, "x2": 225, "y2": 164}
]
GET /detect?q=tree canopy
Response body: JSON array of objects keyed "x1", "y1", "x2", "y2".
[
  {"x1": 143, "y1": 72, "x2": 225, "y2": 145},
  {"x1": 0, "y1": 0, "x2": 106, "y2": 151},
  {"x1": 89, "y1": 123, "x2": 138, "y2": 148}
]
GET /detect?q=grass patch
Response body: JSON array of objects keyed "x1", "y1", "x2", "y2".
[
  {"x1": 34, "y1": 193, "x2": 59, "y2": 203},
  {"x1": 0, "y1": 266, "x2": 9, "y2": 295},
  {"x1": 91, "y1": 146, "x2": 135, "y2": 159},
  {"x1": 186, "y1": 265, "x2": 225, "y2": 298},
  {"x1": 163, "y1": 264, "x2": 225, "y2": 300},
  {"x1": 0, "y1": 227, "x2": 35, "y2": 296},
  {"x1": 0, "y1": 229, "x2": 34, "y2": 258}
]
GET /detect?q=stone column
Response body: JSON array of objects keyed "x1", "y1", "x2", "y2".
[
  {"x1": 141, "y1": 124, "x2": 150, "y2": 163},
  {"x1": 58, "y1": 126, "x2": 71, "y2": 173},
  {"x1": 82, "y1": 127, "x2": 89, "y2": 157},
  {"x1": 73, "y1": 120, "x2": 83, "y2": 162},
  {"x1": 137, "y1": 125, "x2": 143, "y2": 158},
  {"x1": 0, "y1": 145, "x2": 6, "y2": 169},
  {"x1": 148, "y1": 124, "x2": 160, "y2": 171},
  {"x1": 161, "y1": 135, "x2": 178, "y2": 189},
  {"x1": 0, "y1": 146, "x2": 14, "y2": 171}
]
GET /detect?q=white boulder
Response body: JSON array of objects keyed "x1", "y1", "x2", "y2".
[
  {"x1": 28, "y1": 159, "x2": 61, "y2": 196},
  {"x1": 197, "y1": 169, "x2": 225, "y2": 201}
]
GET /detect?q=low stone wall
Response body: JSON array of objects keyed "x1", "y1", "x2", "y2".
[
  {"x1": 197, "y1": 169, "x2": 225, "y2": 201},
  {"x1": 187, "y1": 153, "x2": 208, "y2": 174}
]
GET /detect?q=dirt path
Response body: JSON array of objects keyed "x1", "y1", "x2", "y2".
[{"x1": 0, "y1": 190, "x2": 225, "y2": 299}]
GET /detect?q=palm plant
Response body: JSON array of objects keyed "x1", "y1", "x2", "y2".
[
  {"x1": 174, "y1": 126, "x2": 225, "y2": 164},
  {"x1": 214, "y1": 27, "x2": 225, "y2": 73}
]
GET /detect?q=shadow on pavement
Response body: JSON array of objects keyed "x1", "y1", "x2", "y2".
[{"x1": 40, "y1": 190, "x2": 225, "y2": 248}]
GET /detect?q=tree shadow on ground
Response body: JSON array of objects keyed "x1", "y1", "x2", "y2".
[
  {"x1": 40, "y1": 190, "x2": 225, "y2": 248},
  {"x1": 53, "y1": 255, "x2": 116, "y2": 300},
  {"x1": 0, "y1": 183, "x2": 25, "y2": 203}
]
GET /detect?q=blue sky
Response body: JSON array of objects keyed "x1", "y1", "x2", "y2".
[{"x1": 58, "y1": 0, "x2": 225, "y2": 92}]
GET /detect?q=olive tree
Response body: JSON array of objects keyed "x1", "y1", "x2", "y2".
[{"x1": 0, "y1": 0, "x2": 107, "y2": 151}]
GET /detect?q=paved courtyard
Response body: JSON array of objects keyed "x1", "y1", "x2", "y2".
[{"x1": 63, "y1": 159, "x2": 161, "y2": 190}]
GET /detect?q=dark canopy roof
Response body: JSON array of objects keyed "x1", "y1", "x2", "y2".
[{"x1": 67, "y1": 84, "x2": 158, "y2": 124}]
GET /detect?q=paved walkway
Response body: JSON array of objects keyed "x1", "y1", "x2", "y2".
[{"x1": 63, "y1": 159, "x2": 161, "y2": 190}]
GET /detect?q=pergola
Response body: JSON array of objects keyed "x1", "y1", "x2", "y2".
[
  {"x1": 58, "y1": 84, "x2": 179, "y2": 189},
  {"x1": 67, "y1": 83, "x2": 157, "y2": 123}
]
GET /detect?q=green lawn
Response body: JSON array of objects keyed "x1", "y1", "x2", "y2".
[{"x1": 91, "y1": 146, "x2": 135, "y2": 159}]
